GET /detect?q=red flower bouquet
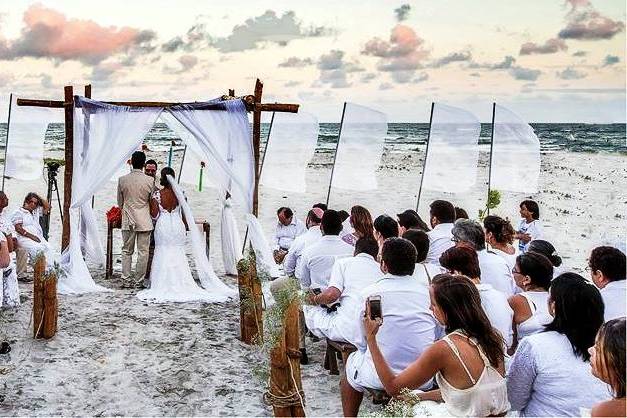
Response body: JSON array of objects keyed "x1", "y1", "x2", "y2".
[{"x1": 106, "y1": 206, "x2": 122, "y2": 228}]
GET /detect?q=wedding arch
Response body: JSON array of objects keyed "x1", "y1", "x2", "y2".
[{"x1": 16, "y1": 80, "x2": 298, "y2": 294}]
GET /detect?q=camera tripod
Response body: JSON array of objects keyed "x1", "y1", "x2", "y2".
[{"x1": 41, "y1": 162, "x2": 63, "y2": 240}]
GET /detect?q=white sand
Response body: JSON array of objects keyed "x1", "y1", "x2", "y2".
[{"x1": 0, "y1": 148, "x2": 625, "y2": 416}]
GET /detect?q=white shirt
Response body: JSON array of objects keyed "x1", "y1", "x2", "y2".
[
  {"x1": 412, "y1": 262, "x2": 445, "y2": 287},
  {"x1": 600, "y1": 280, "x2": 626, "y2": 322},
  {"x1": 0, "y1": 212, "x2": 15, "y2": 235},
  {"x1": 490, "y1": 247, "x2": 518, "y2": 273},
  {"x1": 297, "y1": 235, "x2": 354, "y2": 289},
  {"x1": 11, "y1": 207, "x2": 44, "y2": 240},
  {"x1": 476, "y1": 283, "x2": 514, "y2": 348},
  {"x1": 478, "y1": 249, "x2": 516, "y2": 297},
  {"x1": 425, "y1": 223, "x2": 454, "y2": 264},
  {"x1": 274, "y1": 217, "x2": 306, "y2": 250},
  {"x1": 283, "y1": 226, "x2": 322, "y2": 276},
  {"x1": 507, "y1": 331, "x2": 610, "y2": 417},
  {"x1": 517, "y1": 219, "x2": 543, "y2": 253}
]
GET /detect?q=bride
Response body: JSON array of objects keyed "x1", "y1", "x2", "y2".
[{"x1": 137, "y1": 167, "x2": 237, "y2": 303}]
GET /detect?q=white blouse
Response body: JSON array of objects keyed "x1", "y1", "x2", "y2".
[{"x1": 516, "y1": 291, "x2": 552, "y2": 340}]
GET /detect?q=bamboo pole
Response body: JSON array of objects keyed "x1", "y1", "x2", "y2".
[
  {"x1": 252, "y1": 79, "x2": 263, "y2": 217},
  {"x1": 2, "y1": 93, "x2": 13, "y2": 192},
  {"x1": 61, "y1": 86, "x2": 74, "y2": 251},
  {"x1": 269, "y1": 299, "x2": 305, "y2": 417},
  {"x1": 486, "y1": 102, "x2": 496, "y2": 216},
  {"x1": 325, "y1": 102, "x2": 347, "y2": 207},
  {"x1": 415, "y1": 102, "x2": 435, "y2": 213},
  {"x1": 42, "y1": 272, "x2": 58, "y2": 339},
  {"x1": 236, "y1": 253, "x2": 262, "y2": 344},
  {"x1": 33, "y1": 256, "x2": 46, "y2": 338},
  {"x1": 106, "y1": 222, "x2": 113, "y2": 280}
]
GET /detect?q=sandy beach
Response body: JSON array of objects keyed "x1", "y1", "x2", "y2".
[{"x1": 0, "y1": 147, "x2": 625, "y2": 416}]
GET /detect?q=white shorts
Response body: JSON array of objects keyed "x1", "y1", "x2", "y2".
[{"x1": 345, "y1": 350, "x2": 384, "y2": 393}]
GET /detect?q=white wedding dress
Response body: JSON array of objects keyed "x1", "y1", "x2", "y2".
[{"x1": 137, "y1": 177, "x2": 237, "y2": 303}]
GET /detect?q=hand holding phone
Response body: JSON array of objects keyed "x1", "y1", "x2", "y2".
[{"x1": 368, "y1": 295, "x2": 382, "y2": 321}]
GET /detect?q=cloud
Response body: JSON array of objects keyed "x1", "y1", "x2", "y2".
[
  {"x1": 564, "y1": 0, "x2": 590, "y2": 11},
  {"x1": 278, "y1": 56, "x2": 314, "y2": 67},
  {"x1": 90, "y1": 62, "x2": 124, "y2": 85},
  {"x1": 161, "y1": 23, "x2": 211, "y2": 52},
  {"x1": 519, "y1": 38, "x2": 567, "y2": 55},
  {"x1": 379, "y1": 82, "x2": 394, "y2": 90},
  {"x1": 284, "y1": 80, "x2": 302, "y2": 87},
  {"x1": 509, "y1": 66, "x2": 541, "y2": 81},
  {"x1": 413, "y1": 72, "x2": 429, "y2": 83},
  {"x1": 162, "y1": 37, "x2": 185, "y2": 52},
  {"x1": 40, "y1": 73, "x2": 53, "y2": 88},
  {"x1": 572, "y1": 50, "x2": 587, "y2": 56},
  {"x1": 360, "y1": 72, "x2": 377, "y2": 83},
  {"x1": 0, "y1": 73, "x2": 15, "y2": 87},
  {"x1": 470, "y1": 72, "x2": 481, "y2": 77},
  {"x1": 556, "y1": 66, "x2": 587, "y2": 79},
  {"x1": 213, "y1": 10, "x2": 332, "y2": 52},
  {"x1": 0, "y1": 4, "x2": 156, "y2": 64},
  {"x1": 163, "y1": 54, "x2": 199, "y2": 74},
  {"x1": 558, "y1": 6, "x2": 625, "y2": 40},
  {"x1": 394, "y1": 4, "x2": 411, "y2": 22},
  {"x1": 315, "y1": 50, "x2": 363, "y2": 88},
  {"x1": 468, "y1": 55, "x2": 516, "y2": 70},
  {"x1": 602, "y1": 55, "x2": 620, "y2": 67},
  {"x1": 429, "y1": 50, "x2": 472, "y2": 67}
]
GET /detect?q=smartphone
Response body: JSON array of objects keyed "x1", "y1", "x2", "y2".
[
  {"x1": 368, "y1": 295, "x2": 382, "y2": 320},
  {"x1": 312, "y1": 288, "x2": 322, "y2": 295}
]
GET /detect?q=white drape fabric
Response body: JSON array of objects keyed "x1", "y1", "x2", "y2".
[
  {"x1": 4, "y1": 95, "x2": 59, "y2": 181},
  {"x1": 178, "y1": 146, "x2": 211, "y2": 190},
  {"x1": 421, "y1": 103, "x2": 481, "y2": 193},
  {"x1": 220, "y1": 195, "x2": 242, "y2": 275},
  {"x1": 490, "y1": 105, "x2": 541, "y2": 193},
  {"x1": 260, "y1": 111, "x2": 319, "y2": 192},
  {"x1": 330, "y1": 102, "x2": 387, "y2": 192},
  {"x1": 60, "y1": 97, "x2": 162, "y2": 294},
  {"x1": 246, "y1": 214, "x2": 280, "y2": 278},
  {"x1": 167, "y1": 175, "x2": 237, "y2": 296}
]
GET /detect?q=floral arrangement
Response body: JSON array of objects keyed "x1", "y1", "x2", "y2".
[{"x1": 106, "y1": 206, "x2": 122, "y2": 228}]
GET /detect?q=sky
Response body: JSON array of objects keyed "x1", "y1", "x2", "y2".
[{"x1": 0, "y1": 0, "x2": 625, "y2": 122}]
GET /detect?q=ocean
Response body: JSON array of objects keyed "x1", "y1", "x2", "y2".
[{"x1": 0, "y1": 123, "x2": 625, "y2": 155}]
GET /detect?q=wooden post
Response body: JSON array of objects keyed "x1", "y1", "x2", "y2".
[
  {"x1": 252, "y1": 79, "x2": 263, "y2": 217},
  {"x1": 61, "y1": 86, "x2": 74, "y2": 251},
  {"x1": 237, "y1": 253, "x2": 263, "y2": 344},
  {"x1": 269, "y1": 299, "x2": 305, "y2": 417},
  {"x1": 32, "y1": 256, "x2": 46, "y2": 338},
  {"x1": 42, "y1": 272, "x2": 58, "y2": 339}
]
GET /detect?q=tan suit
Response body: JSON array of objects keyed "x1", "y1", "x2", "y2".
[{"x1": 117, "y1": 169, "x2": 154, "y2": 283}]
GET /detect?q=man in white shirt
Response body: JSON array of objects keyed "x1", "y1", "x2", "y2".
[
  {"x1": 273, "y1": 207, "x2": 306, "y2": 263},
  {"x1": 588, "y1": 246, "x2": 626, "y2": 322},
  {"x1": 296, "y1": 209, "x2": 353, "y2": 290},
  {"x1": 452, "y1": 219, "x2": 516, "y2": 297},
  {"x1": 341, "y1": 237, "x2": 439, "y2": 416},
  {"x1": 425, "y1": 200, "x2": 456, "y2": 264},
  {"x1": 283, "y1": 208, "x2": 324, "y2": 277},
  {"x1": 304, "y1": 237, "x2": 383, "y2": 345},
  {"x1": 11, "y1": 192, "x2": 56, "y2": 268}
]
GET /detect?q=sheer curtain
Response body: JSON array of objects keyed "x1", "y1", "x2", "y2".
[
  {"x1": 490, "y1": 105, "x2": 541, "y2": 193},
  {"x1": 59, "y1": 97, "x2": 162, "y2": 294},
  {"x1": 260, "y1": 111, "x2": 319, "y2": 192}
]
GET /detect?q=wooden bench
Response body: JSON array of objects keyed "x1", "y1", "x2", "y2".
[{"x1": 323, "y1": 339, "x2": 357, "y2": 375}]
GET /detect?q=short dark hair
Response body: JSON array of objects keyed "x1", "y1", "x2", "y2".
[
  {"x1": 131, "y1": 151, "x2": 146, "y2": 169},
  {"x1": 430, "y1": 200, "x2": 456, "y2": 224},
  {"x1": 516, "y1": 252, "x2": 553, "y2": 291},
  {"x1": 397, "y1": 209, "x2": 429, "y2": 232},
  {"x1": 454, "y1": 207, "x2": 469, "y2": 220},
  {"x1": 338, "y1": 210, "x2": 350, "y2": 222},
  {"x1": 521, "y1": 200, "x2": 540, "y2": 220},
  {"x1": 452, "y1": 219, "x2": 486, "y2": 251},
  {"x1": 354, "y1": 236, "x2": 379, "y2": 259},
  {"x1": 381, "y1": 237, "x2": 416, "y2": 276},
  {"x1": 374, "y1": 215, "x2": 399, "y2": 239},
  {"x1": 321, "y1": 209, "x2": 343, "y2": 235},
  {"x1": 277, "y1": 207, "x2": 294, "y2": 219},
  {"x1": 402, "y1": 229, "x2": 430, "y2": 263},
  {"x1": 527, "y1": 240, "x2": 562, "y2": 267},
  {"x1": 589, "y1": 246, "x2": 626, "y2": 282},
  {"x1": 312, "y1": 203, "x2": 327, "y2": 211},
  {"x1": 546, "y1": 273, "x2": 604, "y2": 361},
  {"x1": 145, "y1": 159, "x2": 157, "y2": 167},
  {"x1": 306, "y1": 209, "x2": 322, "y2": 225},
  {"x1": 439, "y1": 245, "x2": 481, "y2": 278}
]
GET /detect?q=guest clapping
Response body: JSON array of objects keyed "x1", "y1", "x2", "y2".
[{"x1": 588, "y1": 246, "x2": 626, "y2": 321}]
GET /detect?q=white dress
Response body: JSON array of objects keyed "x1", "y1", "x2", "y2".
[
  {"x1": 11, "y1": 207, "x2": 56, "y2": 267},
  {"x1": 137, "y1": 191, "x2": 235, "y2": 303},
  {"x1": 0, "y1": 213, "x2": 19, "y2": 309}
]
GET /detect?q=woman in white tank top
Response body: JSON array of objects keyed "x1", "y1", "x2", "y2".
[
  {"x1": 363, "y1": 274, "x2": 510, "y2": 417},
  {"x1": 509, "y1": 252, "x2": 554, "y2": 353}
]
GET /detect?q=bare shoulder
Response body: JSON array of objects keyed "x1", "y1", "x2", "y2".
[
  {"x1": 591, "y1": 399, "x2": 627, "y2": 417},
  {"x1": 508, "y1": 294, "x2": 526, "y2": 309}
]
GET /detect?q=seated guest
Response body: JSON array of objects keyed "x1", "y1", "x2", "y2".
[
  {"x1": 508, "y1": 252, "x2": 553, "y2": 353},
  {"x1": 342, "y1": 205, "x2": 374, "y2": 246},
  {"x1": 484, "y1": 215, "x2": 517, "y2": 272},
  {"x1": 439, "y1": 245, "x2": 513, "y2": 349},
  {"x1": 527, "y1": 239, "x2": 564, "y2": 277},
  {"x1": 588, "y1": 246, "x2": 626, "y2": 321},
  {"x1": 296, "y1": 210, "x2": 353, "y2": 290},
  {"x1": 11, "y1": 193, "x2": 55, "y2": 267},
  {"x1": 283, "y1": 208, "x2": 324, "y2": 277},
  {"x1": 273, "y1": 207, "x2": 306, "y2": 263},
  {"x1": 452, "y1": 219, "x2": 516, "y2": 296},
  {"x1": 507, "y1": 273, "x2": 609, "y2": 416},
  {"x1": 313, "y1": 203, "x2": 327, "y2": 211},
  {"x1": 373, "y1": 215, "x2": 399, "y2": 249},
  {"x1": 515, "y1": 199, "x2": 543, "y2": 253},
  {"x1": 425, "y1": 200, "x2": 456, "y2": 264},
  {"x1": 454, "y1": 206, "x2": 469, "y2": 220},
  {"x1": 356, "y1": 273, "x2": 509, "y2": 417},
  {"x1": 589, "y1": 318, "x2": 626, "y2": 417},
  {"x1": 402, "y1": 229, "x2": 442, "y2": 286},
  {"x1": 341, "y1": 238, "x2": 439, "y2": 416},
  {"x1": 304, "y1": 237, "x2": 382, "y2": 345},
  {"x1": 0, "y1": 192, "x2": 19, "y2": 308},
  {"x1": 397, "y1": 209, "x2": 430, "y2": 234}
]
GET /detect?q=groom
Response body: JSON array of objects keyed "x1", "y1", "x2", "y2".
[{"x1": 117, "y1": 151, "x2": 154, "y2": 288}]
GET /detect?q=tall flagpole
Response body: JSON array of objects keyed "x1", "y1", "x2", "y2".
[
  {"x1": 415, "y1": 102, "x2": 435, "y2": 213},
  {"x1": 486, "y1": 102, "x2": 496, "y2": 216},
  {"x1": 325, "y1": 102, "x2": 347, "y2": 207},
  {"x1": 2, "y1": 93, "x2": 13, "y2": 192}
]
